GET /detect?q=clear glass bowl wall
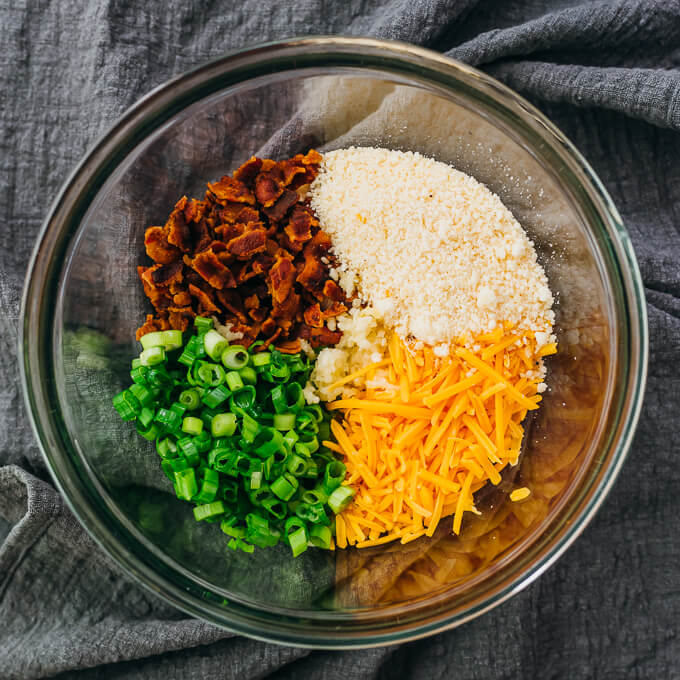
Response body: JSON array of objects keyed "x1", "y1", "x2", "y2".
[{"x1": 21, "y1": 39, "x2": 646, "y2": 647}]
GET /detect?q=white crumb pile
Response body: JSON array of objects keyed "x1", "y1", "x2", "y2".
[{"x1": 310, "y1": 147, "x2": 555, "y2": 348}]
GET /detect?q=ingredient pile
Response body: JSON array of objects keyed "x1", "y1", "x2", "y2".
[{"x1": 114, "y1": 147, "x2": 556, "y2": 557}]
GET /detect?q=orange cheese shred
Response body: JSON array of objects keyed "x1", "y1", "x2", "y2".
[{"x1": 329, "y1": 329, "x2": 553, "y2": 547}]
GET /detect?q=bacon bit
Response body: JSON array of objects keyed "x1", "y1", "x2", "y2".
[
  {"x1": 233, "y1": 157, "x2": 263, "y2": 184},
  {"x1": 216, "y1": 289, "x2": 248, "y2": 323},
  {"x1": 168, "y1": 307, "x2": 195, "y2": 331},
  {"x1": 215, "y1": 222, "x2": 245, "y2": 242},
  {"x1": 217, "y1": 204, "x2": 260, "y2": 225},
  {"x1": 166, "y1": 198, "x2": 193, "y2": 252},
  {"x1": 262, "y1": 189, "x2": 298, "y2": 222},
  {"x1": 192, "y1": 249, "x2": 236, "y2": 289},
  {"x1": 285, "y1": 205, "x2": 316, "y2": 242},
  {"x1": 144, "y1": 226, "x2": 181, "y2": 264},
  {"x1": 271, "y1": 292, "x2": 300, "y2": 331},
  {"x1": 323, "y1": 279, "x2": 345, "y2": 302},
  {"x1": 191, "y1": 218, "x2": 213, "y2": 253},
  {"x1": 208, "y1": 176, "x2": 255, "y2": 205},
  {"x1": 136, "y1": 313, "x2": 166, "y2": 340},
  {"x1": 269, "y1": 256, "x2": 296, "y2": 304},
  {"x1": 188, "y1": 283, "x2": 219, "y2": 314},
  {"x1": 244, "y1": 294, "x2": 259, "y2": 311},
  {"x1": 183, "y1": 198, "x2": 207, "y2": 223},
  {"x1": 321, "y1": 301, "x2": 348, "y2": 319},
  {"x1": 301, "y1": 149, "x2": 323, "y2": 166},
  {"x1": 227, "y1": 228, "x2": 267, "y2": 258},
  {"x1": 261, "y1": 317, "x2": 277, "y2": 335},
  {"x1": 151, "y1": 261, "x2": 183, "y2": 287},
  {"x1": 304, "y1": 230, "x2": 332, "y2": 257},
  {"x1": 173, "y1": 292, "x2": 192, "y2": 306},
  {"x1": 304, "y1": 303, "x2": 324, "y2": 328},
  {"x1": 136, "y1": 150, "x2": 347, "y2": 346},
  {"x1": 248, "y1": 307, "x2": 267, "y2": 322},
  {"x1": 277, "y1": 229, "x2": 304, "y2": 253},
  {"x1": 259, "y1": 327, "x2": 282, "y2": 350},
  {"x1": 251, "y1": 254, "x2": 275, "y2": 276},
  {"x1": 297, "y1": 257, "x2": 327, "y2": 296},
  {"x1": 279, "y1": 160, "x2": 307, "y2": 186},
  {"x1": 275, "y1": 339, "x2": 302, "y2": 354},
  {"x1": 299, "y1": 323, "x2": 343, "y2": 348},
  {"x1": 255, "y1": 172, "x2": 284, "y2": 207}
]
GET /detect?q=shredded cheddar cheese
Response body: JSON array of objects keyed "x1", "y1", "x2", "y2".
[{"x1": 330, "y1": 327, "x2": 550, "y2": 548}]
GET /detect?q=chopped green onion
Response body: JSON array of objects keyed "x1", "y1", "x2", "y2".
[
  {"x1": 193, "y1": 501, "x2": 225, "y2": 521},
  {"x1": 225, "y1": 370, "x2": 244, "y2": 392},
  {"x1": 295, "y1": 502, "x2": 329, "y2": 526},
  {"x1": 301, "y1": 488, "x2": 327, "y2": 505},
  {"x1": 130, "y1": 365, "x2": 148, "y2": 384},
  {"x1": 322, "y1": 460, "x2": 346, "y2": 494},
  {"x1": 129, "y1": 383, "x2": 154, "y2": 408},
  {"x1": 197, "y1": 362, "x2": 226, "y2": 386},
  {"x1": 182, "y1": 416, "x2": 203, "y2": 436},
  {"x1": 262, "y1": 497, "x2": 286, "y2": 519},
  {"x1": 174, "y1": 468, "x2": 197, "y2": 500},
  {"x1": 179, "y1": 388, "x2": 201, "y2": 410},
  {"x1": 169, "y1": 457, "x2": 189, "y2": 473},
  {"x1": 211, "y1": 412, "x2": 237, "y2": 437},
  {"x1": 154, "y1": 407, "x2": 181, "y2": 432},
  {"x1": 283, "y1": 430, "x2": 299, "y2": 450},
  {"x1": 254, "y1": 429, "x2": 285, "y2": 458},
  {"x1": 136, "y1": 421, "x2": 160, "y2": 440},
  {"x1": 305, "y1": 404, "x2": 324, "y2": 423},
  {"x1": 160, "y1": 329, "x2": 183, "y2": 350},
  {"x1": 113, "y1": 390, "x2": 139, "y2": 420},
  {"x1": 222, "y1": 345, "x2": 249, "y2": 370},
  {"x1": 131, "y1": 358, "x2": 142, "y2": 370},
  {"x1": 228, "y1": 386, "x2": 258, "y2": 418},
  {"x1": 221, "y1": 522, "x2": 246, "y2": 538},
  {"x1": 271, "y1": 473, "x2": 298, "y2": 501},
  {"x1": 250, "y1": 470, "x2": 263, "y2": 490},
  {"x1": 238, "y1": 366, "x2": 257, "y2": 385},
  {"x1": 287, "y1": 527, "x2": 308, "y2": 557},
  {"x1": 285, "y1": 454, "x2": 306, "y2": 476},
  {"x1": 139, "y1": 346, "x2": 166, "y2": 366},
  {"x1": 202, "y1": 330, "x2": 228, "y2": 361},
  {"x1": 194, "y1": 316, "x2": 213, "y2": 332},
  {"x1": 209, "y1": 448, "x2": 236, "y2": 473},
  {"x1": 194, "y1": 430, "x2": 212, "y2": 454},
  {"x1": 137, "y1": 406, "x2": 155, "y2": 428},
  {"x1": 140, "y1": 331, "x2": 164, "y2": 350},
  {"x1": 310, "y1": 525, "x2": 332, "y2": 550},
  {"x1": 194, "y1": 468, "x2": 219, "y2": 503},
  {"x1": 201, "y1": 384, "x2": 231, "y2": 409},
  {"x1": 156, "y1": 436, "x2": 178, "y2": 459},
  {"x1": 328, "y1": 485, "x2": 355, "y2": 514},
  {"x1": 301, "y1": 460, "x2": 319, "y2": 479},
  {"x1": 177, "y1": 437, "x2": 200, "y2": 466},
  {"x1": 170, "y1": 402, "x2": 187, "y2": 419},
  {"x1": 251, "y1": 351, "x2": 271, "y2": 367},
  {"x1": 273, "y1": 413, "x2": 296, "y2": 430}
]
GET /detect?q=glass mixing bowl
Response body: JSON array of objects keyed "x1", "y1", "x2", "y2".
[{"x1": 20, "y1": 37, "x2": 647, "y2": 647}]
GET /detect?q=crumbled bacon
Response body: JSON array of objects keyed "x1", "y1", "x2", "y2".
[
  {"x1": 208, "y1": 176, "x2": 255, "y2": 205},
  {"x1": 135, "y1": 150, "x2": 346, "y2": 347},
  {"x1": 263, "y1": 189, "x2": 298, "y2": 222},
  {"x1": 192, "y1": 249, "x2": 236, "y2": 289},
  {"x1": 145, "y1": 226, "x2": 181, "y2": 264},
  {"x1": 227, "y1": 228, "x2": 267, "y2": 258}
]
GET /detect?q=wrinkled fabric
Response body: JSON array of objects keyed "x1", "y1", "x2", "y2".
[{"x1": 1, "y1": 0, "x2": 679, "y2": 678}]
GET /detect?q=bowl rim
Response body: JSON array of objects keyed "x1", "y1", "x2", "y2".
[{"x1": 19, "y1": 35, "x2": 648, "y2": 648}]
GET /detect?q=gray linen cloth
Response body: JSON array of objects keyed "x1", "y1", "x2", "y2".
[{"x1": 2, "y1": 1, "x2": 679, "y2": 678}]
